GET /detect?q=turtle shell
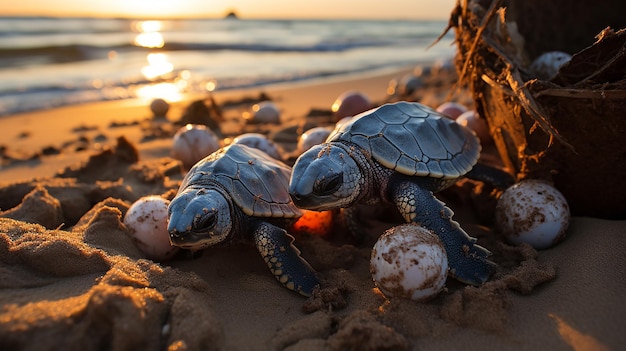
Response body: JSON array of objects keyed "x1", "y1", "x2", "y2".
[
  {"x1": 328, "y1": 101, "x2": 480, "y2": 179},
  {"x1": 180, "y1": 144, "x2": 302, "y2": 218}
]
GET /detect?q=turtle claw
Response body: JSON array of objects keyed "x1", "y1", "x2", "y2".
[
  {"x1": 449, "y1": 248, "x2": 497, "y2": 286},
  {"x1": 253, "y1": 222, "x2": 319, "y2": 296}
]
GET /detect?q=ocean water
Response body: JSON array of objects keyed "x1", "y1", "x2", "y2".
[{"x1": 0, "y1": 17, "x2": 455, "y2": 116}]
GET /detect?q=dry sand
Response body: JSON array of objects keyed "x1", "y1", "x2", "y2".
[{"x1": 0, "y1": 66, "x2": 624, "y2": 351}]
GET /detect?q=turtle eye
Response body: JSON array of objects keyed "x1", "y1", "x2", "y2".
[
  {"x1": 315, "y1": 173, "x2": 343, "y2": 196},
  {"x1": 193, "y1": 210, "x2": 217, "y2": 233}
]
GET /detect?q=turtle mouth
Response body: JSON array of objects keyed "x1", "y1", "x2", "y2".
[
  {"x1": 290, "y1": 192, "x2": 344, "y2": 211},
  {"x1": 169, "y1": 230, "x2": 225, "y2": 249}
]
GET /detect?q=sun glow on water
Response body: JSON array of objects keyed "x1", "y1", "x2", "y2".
[
  {"x1": 136, "y1": 82, "x2": 182, "y2": 102},
  {"x1": 141, "y1": 53, "x2": 173, "y2": 79}
]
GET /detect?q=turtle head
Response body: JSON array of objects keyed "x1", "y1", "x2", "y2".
[
  {"x1": 167, "y1": 187, "x2": 232, "y2": 250},
  {"x1": 289, "y1": 143, "x2": 364, "y2": 211}
]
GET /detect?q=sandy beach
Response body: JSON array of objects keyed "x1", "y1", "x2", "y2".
[{"x1": 1, "y1": 65, "x2": 625, "y2": 351}]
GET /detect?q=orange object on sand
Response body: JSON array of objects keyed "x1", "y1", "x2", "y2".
[{"x1": 291, "y1": 209, "x2": 333, "y2": 237}]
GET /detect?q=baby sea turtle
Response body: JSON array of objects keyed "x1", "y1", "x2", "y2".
[
  {"x1": 167, "y1": 143, "x2": 319, "y2": 296},
  {"x1": 289, "y1": 101, "x2": 513, "y2": 286}
]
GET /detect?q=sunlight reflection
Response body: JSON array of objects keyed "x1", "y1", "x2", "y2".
[
  {"x1": 548, "y1": 313, "x2": 610, "y2": 351},
  {"x1": 141, "y1": 53, "x2": 173, "y2": 79},
  {"x1": 137, "y1": 20, "x2": 162, "y2": 33},
  {"x1": 136, "y1": 83, "x2": 182, "y2": 102},
  {"x1": 134, "y1": 32, "x2": 164, "y2": 48},
  {"x1": 133, "y1": 20, "x2": 165, "y2": 48}
]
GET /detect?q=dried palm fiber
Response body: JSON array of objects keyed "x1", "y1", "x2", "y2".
[{"x1": 450, "y1": 0, "x2": 626, "y2": 219}]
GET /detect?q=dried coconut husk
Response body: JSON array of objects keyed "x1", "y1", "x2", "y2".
[{"x1": 450, "y1": 0, "x2": 626, "y2": 218}]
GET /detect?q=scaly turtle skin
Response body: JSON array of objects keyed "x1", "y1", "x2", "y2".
[
  {"x1": 168, "y1": 144, "x2": 319, "y2": 296},
  {"x1": 289, "y1": 101, "x2": 512, "y2": 286}
]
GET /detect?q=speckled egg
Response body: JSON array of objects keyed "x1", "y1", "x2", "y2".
[
  {"x1": 370, "y1": 223, "x2": 448, "y2": 301},
  {"x1": 247, "y1": 101, "x2": 281, "y2": 124},
  {"x1": 297, "y1": 126, "x2": 333, "y2": 154},
  {"x1": 436, "y1": 102, "x2": 468, "y2": 120},
  {"x1": 150, "y1": 98, "x2": 170, "y2": 117},
  {"x1": 331, "y1": 91, "x2": 371, "y2": 122},
  {"x1": 171, "y1": 124, "x2": 220, "y2": 169},
  {"x1": 124, "y1": 196, "x2": 179, "y2": 261},
  {"x1": 456, "y1": 110, "x2": 491, "y2": 144},
  {"x1": 496, "y1": 180, "x2": 570, "y2": 249},
  {"x1": 530, "y1": 51, "x2": 572, "y2": 80},
  {"x1": 232, "y1": 132, "x2": 282, "y2": 160}
]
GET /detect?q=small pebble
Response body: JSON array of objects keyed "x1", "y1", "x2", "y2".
[
  {"x1": 396, "y1": 74, "x2": 423, "y2": 96},
  {"x1": 172, "y1": 124, "x2": 220, "y2": 169},
  {"x1": 496, "y1": 180, "x2": 570, "y2": 249},
  {"x1": 124, "y1": 196, "x2": 179, "y2": 260},
  {"x1": 150, "y1": 98, "x2": 170, "y2": 117},
  {"x1": 371, "y1": 223, "x2": 448, "y2": 301}
]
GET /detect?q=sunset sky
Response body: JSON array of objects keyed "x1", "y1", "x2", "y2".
[{"x1": 1, "y1": 0, "x2": 456, "y2": 19}]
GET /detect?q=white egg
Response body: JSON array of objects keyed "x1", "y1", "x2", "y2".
[
  {"x1": 248, "y1": 101, "x2": 281, "y2": 124},
  {"x1": 150, "y1": 98, "x2": 170, "y2": 117},
  {"x1": 124, "y1": 196, "x2": 179, "y2": 261},
  {"x1": 496, "y1": 180, "x2": 570, "y2": 249},
  {"x1": 436, "y1": 102, "x2": 468, "y2": 120},
  {"x1": 297, "y1": 127, "x2": 333, "y2": 154},
  {"x1": 530, "y1": 51, "x2": 572, "y2": 80},
  {"x1": 232, "y1": 132, "x2": 282, "y2": 160},
  {"x1": 331, "y1": 91, "x2": 371, "y2": 122},
  {"x1": 370, "y1": 223, "x2": 448, "y2": 301},
  {"x1": 172, "y1": 124, "x2": 220, "y2": 169}
]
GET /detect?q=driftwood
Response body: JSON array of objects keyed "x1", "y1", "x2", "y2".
[{"x1": 451, "y1": 0, "x2": 626, "y2": 218}]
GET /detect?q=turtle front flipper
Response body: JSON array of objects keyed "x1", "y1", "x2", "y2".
[
  {"x1": 252, "y1": 221, "x2": 319, "y2": 296},
  {"x1": 390, "y1": 180, "x2": 497, "y2": 286}
]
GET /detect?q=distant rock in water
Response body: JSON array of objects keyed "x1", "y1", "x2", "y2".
[{"x1": 224, "y1": 11, "x2": 239, "y2": 19}]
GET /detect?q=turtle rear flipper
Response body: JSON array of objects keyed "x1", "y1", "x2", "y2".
[
  {"x1": 465, "y1": 163, "x2": 515, "y2": 190},
  {"x1": 252, "y1": 221, "x2": 319, "y2": 296},
  {"x1": 391, "y1": 180, "x2": 497, "y2": 286}
]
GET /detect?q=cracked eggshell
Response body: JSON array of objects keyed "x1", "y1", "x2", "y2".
[
  {"x1": 172, "y1": 124, "x2": 220, "y2": 169},
  {"x1": 370, "y1": 223, "x2": 448, "y2": 301},
  {"x1": 124, "y1": 196, "x2": 179, "y2": 261},
  {"x1": 496, "y1": 180, "x2": 570, "y2": 249}
]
